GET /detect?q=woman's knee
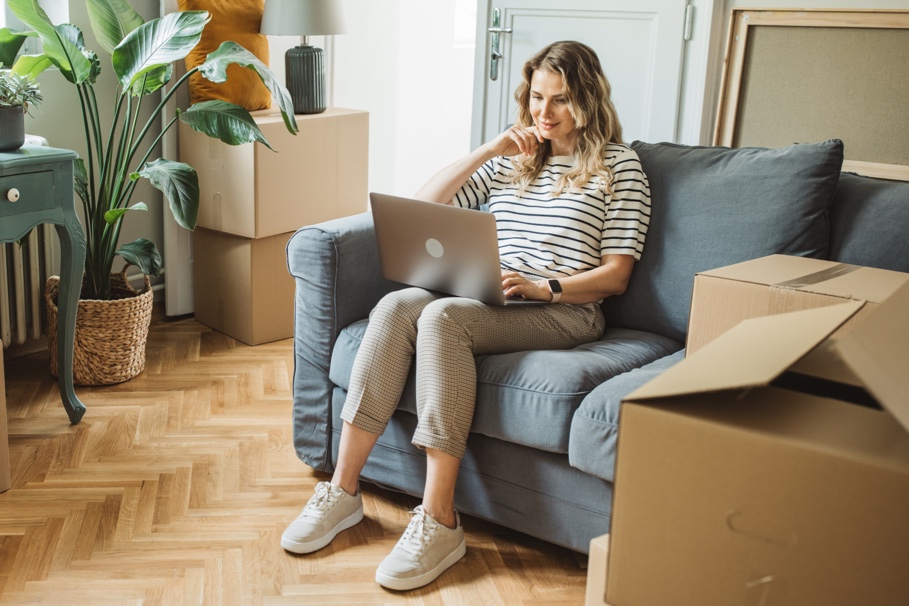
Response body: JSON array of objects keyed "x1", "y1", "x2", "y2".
[
  {"x1": 371, "y1": 287, "x2": 436, "y2": 324},
  {"x1": 417, "y1": 298, "x2": 476, "y2": 340}
]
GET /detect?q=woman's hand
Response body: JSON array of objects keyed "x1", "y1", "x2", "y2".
[
  {"x1": 488, "y1": 125, "x2": 544, "y2": 157},
  {"x1": 502, "y1": 271, "x2": 551, "y2": 301}
]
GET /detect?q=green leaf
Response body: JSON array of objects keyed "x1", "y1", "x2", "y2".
[
  {"x1": 179, "y1": 100, "x2": 273, "y2": 150},
  {"x1": 73, "y1": 158, "x2": 89, "y2": 206},
  {"x1": 116, "y1": 238, "x2": 163, "y2": 277},
  {"x1": 199, "y1": 41, "x2": 298, "y2": 135},
  {"x1": 0, "y1": 27, "x2": 35, "y2": 68},
  {"x1": 112, "y1": 10, "x2": 210, "y2": 92},
  {"x1": 10, "y1": 54, "x2": 53, "y2": 79},
  {"x1": 86, "y1": 0, "x2": 145, "y2": 56},
  {"x1": 104, "y1": 202, "x2": 147, "y2": 225},
  {"x1": 138, "y1": 158, "x2": 199, "y2": 230},
  {"x1": 7, "y1": 0, "x2": 93, "y2": 84},
  {"x1": 127, "y1": 64, "x2": 172, "y2": 96}
]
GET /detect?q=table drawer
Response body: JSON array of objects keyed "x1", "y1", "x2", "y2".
[{"x1": 0, "y1": 170, "x2": 56, "y2": 216}]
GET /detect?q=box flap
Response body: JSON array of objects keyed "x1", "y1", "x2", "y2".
[
  {"x1": 836, "y1": 282, "x2": 909, "y2": 434},
  {"x1": 628, "y1": 301, "x2": 865, "y2": 401}
]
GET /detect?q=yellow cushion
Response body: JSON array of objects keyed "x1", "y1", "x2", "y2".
[{"x1": 178, "y1": 0, "x2": 271, "y2": 110}]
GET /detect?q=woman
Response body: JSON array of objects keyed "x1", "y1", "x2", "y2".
[{"x1": 282, "y1": 40, "x2": 651, "y2": 591}]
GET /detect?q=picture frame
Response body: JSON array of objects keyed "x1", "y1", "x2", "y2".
[{"x1": 714, "y1": 9, "x2": 909, "y2": 181}]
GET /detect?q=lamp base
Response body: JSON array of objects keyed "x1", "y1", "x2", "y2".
[{"x1": 286, "y1": 45, "x2": 326, "y2": 115}]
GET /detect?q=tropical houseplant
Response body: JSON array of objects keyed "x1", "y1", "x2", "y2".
[
  {"x1": 0, "y1": 69, "x2": 43, "y2": 150},
  {"x1": 0, "y1": 0, "x2": 298, "y2": 383}
]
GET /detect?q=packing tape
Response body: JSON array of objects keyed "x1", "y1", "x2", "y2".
[{"x1": 774, "y1": 263, "x2": 860, "y2": 289}]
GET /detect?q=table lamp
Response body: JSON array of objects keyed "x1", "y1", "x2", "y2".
[{"x1": 261, "y1": 0, "x2": 346, "y2": 114}]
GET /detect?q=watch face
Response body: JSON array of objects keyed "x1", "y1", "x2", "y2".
[{"x1": 548, "y1": 279, "x2": 563, "y2": 293}]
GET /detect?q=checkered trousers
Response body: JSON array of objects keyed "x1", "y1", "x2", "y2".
[{"x1": 340, "y1": 287, "x2": 605, "y2": 459}]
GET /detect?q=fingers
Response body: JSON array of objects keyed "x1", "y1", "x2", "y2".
[
  {"x1": 501, "y1": 273, "x2": 547, "y2": 301},
  {"x1": 497, "y1": 126, "x2": 541, "y2": 157}
]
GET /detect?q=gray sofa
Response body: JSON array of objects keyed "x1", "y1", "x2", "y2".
[{"x1": 285, "y1": 139, "x2": 909, "y2": 553}]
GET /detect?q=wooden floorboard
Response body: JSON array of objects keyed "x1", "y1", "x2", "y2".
[{"x1": 0, "y1": 310, "x2": 588, "y2": 605}]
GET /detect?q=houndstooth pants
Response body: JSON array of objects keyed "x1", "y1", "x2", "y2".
[{"x1": 340, "y1": 287, "x2": 605, "y2": 459}]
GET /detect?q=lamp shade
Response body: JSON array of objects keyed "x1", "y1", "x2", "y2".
[{"x1": 261, "y1": 0, "x2": 346, "y2": 36}]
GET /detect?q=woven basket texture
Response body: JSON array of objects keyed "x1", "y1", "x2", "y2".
[{"x1": 46, "y1": 271, "x2": 154, "y2": 386}]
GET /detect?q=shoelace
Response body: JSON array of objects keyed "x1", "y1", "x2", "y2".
[
  {"x1": 397, "y1": 507, "x2": 439, "y2": 557},
  {"x1": 301, "y1": 482, "x2": 337, "y2": 520}
]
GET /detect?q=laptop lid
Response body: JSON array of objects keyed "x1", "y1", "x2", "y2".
[{"x1": 371, "y1": 192, "x2": 533, "y2": 306}]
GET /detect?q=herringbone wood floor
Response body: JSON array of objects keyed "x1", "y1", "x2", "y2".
[{"x1": 0, "y1": 310, "x2": 588, "y2": 605}]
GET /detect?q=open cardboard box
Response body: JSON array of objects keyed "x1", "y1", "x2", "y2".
[{"x1": 607, "y1": 283, "x2": 909, "y2": 606}]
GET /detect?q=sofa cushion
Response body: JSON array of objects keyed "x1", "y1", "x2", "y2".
[
  {"x1": 569, "y1": 350, "x2": 686, "y2": 482},
  {"x1": 602, "y1": 140, "x2": 844, "y2": 343},
  {"x1": 828, "y1": 172, "x2": 909, "y2": 272},
  {"x1": 330, "y1": 320, "x2": 682, "y2": 453}
]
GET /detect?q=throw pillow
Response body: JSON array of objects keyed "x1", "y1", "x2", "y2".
[
  {"x1": 601, "y1": 139, "x2": 844, "y2": 342},
  {"x1": 178, "y1": 0, "x2": 271, "y2": 110},
  {"x1": 828, "y1": 172, "x2": 909, "y2": 273}
]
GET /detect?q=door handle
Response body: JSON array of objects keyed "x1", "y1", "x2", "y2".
[{"x1": 488, "y1": 8, "x2": 512, "y2": 81}]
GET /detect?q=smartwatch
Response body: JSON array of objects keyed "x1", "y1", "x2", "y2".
[{"x1": 547, "y1": 279, "x2": 563, "y2": 303}]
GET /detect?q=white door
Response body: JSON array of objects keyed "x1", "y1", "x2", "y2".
[{"x1": 472, "y1": 0, "x2": 689, "y2": 147}]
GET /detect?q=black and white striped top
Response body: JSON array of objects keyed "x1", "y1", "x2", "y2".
[{"x1": 451, "y1": 144, "x2": 651, "y2": 280}]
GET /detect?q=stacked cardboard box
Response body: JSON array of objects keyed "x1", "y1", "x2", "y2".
[
  {"x1": 602, "y1": 257, "x2": 909, "y2": 605},
  {"x1": 180, "y1": 108, "x2": 368, "y2": 345}
]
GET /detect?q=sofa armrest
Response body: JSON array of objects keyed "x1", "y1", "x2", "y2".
[
  {"x1": 285, "y1": 212, "x2": 401, "y2": 471},
  {"x1": 568, "y1": 350, "x2": 685, "y2": 482}
]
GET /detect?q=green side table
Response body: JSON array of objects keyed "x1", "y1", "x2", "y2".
[{"x1": 0, "y1": 145, "x2": 86, "y2": 423}]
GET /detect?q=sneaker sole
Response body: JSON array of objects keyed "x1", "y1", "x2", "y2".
[
  {"x1": 281, "y1": 506, "x2": 364, "y2": 554},
  {"x1": 375, "y1": 537, "x2": 467, "y2": 591}
]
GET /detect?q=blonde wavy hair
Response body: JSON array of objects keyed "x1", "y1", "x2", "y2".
[{"x1": 510, "y1": 41, "x2": 623, "y2": 195}]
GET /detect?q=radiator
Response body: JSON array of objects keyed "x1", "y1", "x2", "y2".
[{"x1": 1, "y1": 225, "x2": 58, "y2": 348}]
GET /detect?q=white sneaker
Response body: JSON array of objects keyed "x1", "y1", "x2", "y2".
[
  {"x1": 281, "y1": 481, "x2": 363, "y2": 554},
  {"x1": 375, "y1": 505, "x2": 467, "y2": 591}
]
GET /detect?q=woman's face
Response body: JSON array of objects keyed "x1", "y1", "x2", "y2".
[{"x1": 529, "y1": 69, "x2": 577, "y2": 155}]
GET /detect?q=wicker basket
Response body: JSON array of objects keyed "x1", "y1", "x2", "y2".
[{"x1": 46, "y1": 270, "x2": 154, "y2": 386}]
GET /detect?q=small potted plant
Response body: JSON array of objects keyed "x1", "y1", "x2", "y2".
[{"x1": 0, "y1": 69, "x2": 42, "y2": 151}]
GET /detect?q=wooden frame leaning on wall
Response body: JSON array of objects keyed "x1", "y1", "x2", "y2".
[{"x1": 714, "y1": 9, "x2": 909, "y2": 182}]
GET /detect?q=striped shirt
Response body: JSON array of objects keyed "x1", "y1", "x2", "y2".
[{"x1": 451, "y1": 144, "x2": 651, "y2": 281}]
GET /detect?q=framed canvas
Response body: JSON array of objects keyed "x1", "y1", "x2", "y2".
[{"x1": 714, "y1": 9, "x2": 909, "y2": 181}]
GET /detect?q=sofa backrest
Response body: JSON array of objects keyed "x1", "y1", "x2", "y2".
[
  {"x1": 601, "y1": 139, "x2": 844, "y2": 342},
  {"x1": 827, "y1": 172, "x2": 909, "y2": 273}
]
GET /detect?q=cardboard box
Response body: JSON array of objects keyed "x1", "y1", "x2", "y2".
[
  {"x1": 585, "y1": 534, "x2": 616, "y2": 606},
  {"x1": 608, "y1": 285, "x2": 909, "y2": 606},
  {"x1": 179, "y1": 107, "x2": 368, "y2": 239},
  {"x1": 687, "y1": 254, "x2": 909, "y2": 355},
  {"x1": 0, "y1": 342, "x2": 9, "y2": 492},
  {"x1": 192, "y1": 228, "x2": 296, "y2": 346}
]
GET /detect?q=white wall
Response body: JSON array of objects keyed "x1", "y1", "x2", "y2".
[{"x1": 326, "y1": 0, "x2": 477, "y2": 198}]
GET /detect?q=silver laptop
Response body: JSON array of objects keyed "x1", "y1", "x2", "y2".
[{"x1": 370, "y1": 193, "x2": 547, "y2": 306}]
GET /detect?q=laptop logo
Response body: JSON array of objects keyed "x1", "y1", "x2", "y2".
[{"x1": 426, "y1": 238, "x2": 444, "y2": 258}]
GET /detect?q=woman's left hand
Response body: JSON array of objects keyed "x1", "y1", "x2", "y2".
[{"x1": 502, "y1": 271, "x2": 551, "y2": 301}]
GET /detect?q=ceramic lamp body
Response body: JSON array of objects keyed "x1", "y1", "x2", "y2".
[
  {"x1": 0, "y1": 106, "x2": 25, "y2": 152},
  {"x1": 286, "y1": 45, "x2": 326, "y2": 114}
]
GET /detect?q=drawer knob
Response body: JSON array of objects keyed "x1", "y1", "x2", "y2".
[{"x1": 6, "y1": 188, "x2": 19, "y2": 202}]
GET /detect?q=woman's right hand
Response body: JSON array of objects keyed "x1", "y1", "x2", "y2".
[{"x1": 487, "y1": 125, "x2": 544, "y2": 157}]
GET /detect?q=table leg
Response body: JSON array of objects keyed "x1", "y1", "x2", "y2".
[{"x1": 54, "y1": 218, "x2": 87, "y2": 424}]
